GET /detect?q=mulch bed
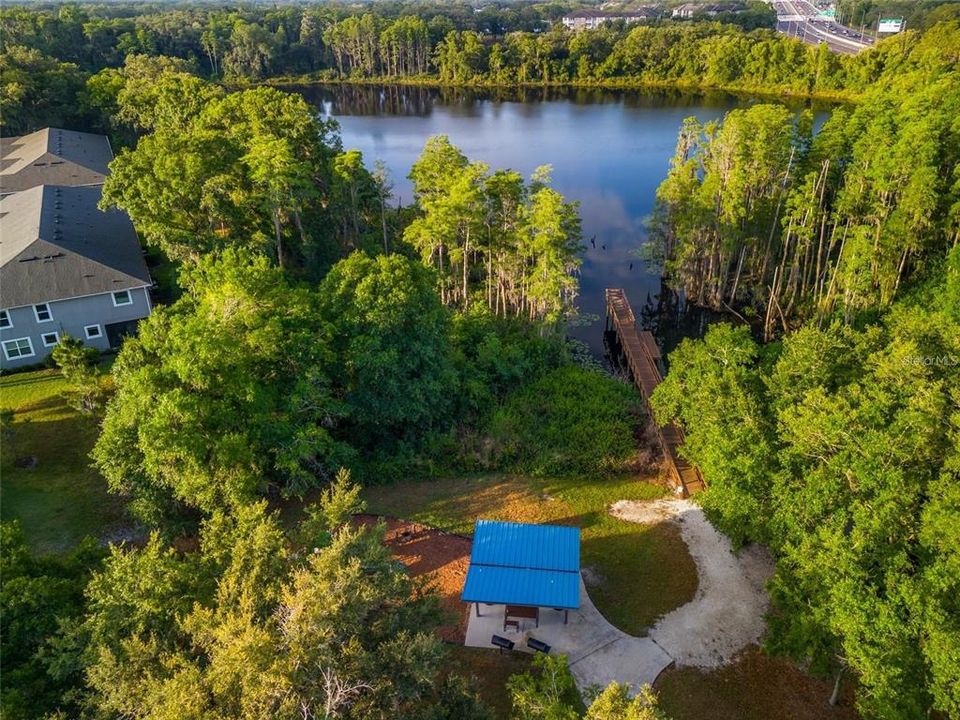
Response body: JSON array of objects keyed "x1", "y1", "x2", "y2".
[{"x1": 353, "y1": 513, "x2": 472, "y2": 643}]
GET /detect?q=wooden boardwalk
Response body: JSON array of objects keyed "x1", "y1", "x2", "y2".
[{"x1": 605, "y1": 288, "x2": 705, "y2": 497}]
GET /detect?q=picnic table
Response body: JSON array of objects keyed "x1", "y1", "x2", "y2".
[{"x1": 504, "y1": 604, "x2": 539, "y2": 631}]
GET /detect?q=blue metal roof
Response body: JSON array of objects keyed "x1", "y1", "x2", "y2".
[
  {"x1": 462, "y1": 566, "x2": 581, "y2": 609},
  {"x1": 470, "y1": 520, "x2": 580, "y2": 572},
  {"x1": 461, "y1": 520, "x2": 581, "y2": 610}
]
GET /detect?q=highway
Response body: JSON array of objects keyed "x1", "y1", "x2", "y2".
[{"x1": 772, "y1": 0, "x2": 874, "y2": 54}]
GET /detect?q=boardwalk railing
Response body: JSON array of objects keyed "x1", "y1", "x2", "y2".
[{"x1": 604, "y1": 288, "x2": 705, "y2": 497}]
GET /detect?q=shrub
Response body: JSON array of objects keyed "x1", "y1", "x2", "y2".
[
  {"x1": 489, "y1": 366, "x2": 643, "y2": 476},
  {"x1": 51, "y1": 335, "x2": 107, "y2": 416}
]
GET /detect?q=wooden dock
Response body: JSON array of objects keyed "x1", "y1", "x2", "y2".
[{"x1": 605, "y1": 288, "x2": 705, "y2": 497}]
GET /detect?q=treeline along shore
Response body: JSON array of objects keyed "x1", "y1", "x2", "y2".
[{"x1": 5, "y1": 0, "x2": 960, "y2": 136}]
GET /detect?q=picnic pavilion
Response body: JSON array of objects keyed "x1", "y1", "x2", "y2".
[
  {"x1": 461, "y1": 519, "x2": 675, "y2": 690},
  {"x1": 462, "y1": 519, "x2": 581, "y2": 650}
]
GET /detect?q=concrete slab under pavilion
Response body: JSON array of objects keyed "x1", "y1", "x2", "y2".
[
  {"x1": 461, "y1": 519, "x2": 674, "y2": 692},
  {"x1": 465, "y1": 577, "x2": 674, "y2": 692}
]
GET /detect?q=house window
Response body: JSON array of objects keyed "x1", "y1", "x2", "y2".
[
  {"x1": 34, "y1": 303, "x2": 52, "y2": 322},
  {"x1": 0, "y1": 310, "x2": 10, "y2": 329},
  {"x1": 41, "y1": 331, "x2": 59, "y2": 347},
  {"x1": 112, "y1": 290, "x2": 132, "y2": 307},
  {"x1": 2, "y1": 337, "x2": 34, "y2": 360},
  {"x1": 84, "y1": 324, "x2": 103, "y2": 339}
]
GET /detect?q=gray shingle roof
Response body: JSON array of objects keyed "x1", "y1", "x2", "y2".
[
  {"x1": 0, "y1": 185, "x2": 152, "y2": 309},
  {"x1": 565, "y1": 8, "x2": 657, "y2": 18},
  {"x1": 0, "y1": 128, "x2": 113, "y2": 195}
]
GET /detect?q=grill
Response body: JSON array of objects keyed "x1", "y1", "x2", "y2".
[
  {"x1": 526, "y1": 638, "x2": 551, "y2": 654},
  {"x1": 491, "y1": 635, "x2": 515, "y2": 653}
]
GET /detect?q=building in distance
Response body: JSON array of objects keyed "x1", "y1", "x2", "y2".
[
  {"x1": 672, "y1": 2, "x2": 746, "y2": 18},
  {"x1": 562, "y1": 7, "x2": 659, "y2": 30}
]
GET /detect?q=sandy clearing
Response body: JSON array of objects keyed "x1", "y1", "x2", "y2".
[{"x1": 610, "y1": 498, "x2": 775, "y2": 669}]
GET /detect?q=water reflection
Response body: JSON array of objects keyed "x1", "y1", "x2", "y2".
[
  {"x1": 637, "y1": 280, "x2": 729, "y2": 366},
  {"x1": 290, "y1": 83, "x2": 832, "y2": 118},
  {"x1": 289, "y1": 83, "x2": 831, "y2": 357}
]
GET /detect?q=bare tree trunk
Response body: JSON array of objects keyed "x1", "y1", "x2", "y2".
[
  {"x1": 814, "y1": 212, "x2": 828, "y2": 301},
  {"x1": 829, "y1": 666, "x2": 845, "y2": 707},
  {"x1": 760, "y1": 146, "x2": 796, "y2": 286},
  {"x1": 486, "y1": 235, "x2": 493, "y2": 310},
  {"x1": 463, "y1": 227, "x2": 470, "y2": 309},
  {"x1": 819, "y1": 219, "x2": 850, "y2": 325},
  {"x1": 893, "y1": 247, "x2": 910, "y2": 297},
  {"x1": 292, "y1": 210, "x2": 309, "y2": 265},
  {"x1": 764, "y1": 265, "x2": 780, "y2": 342},
  {"x1": 273, "y1": 209, "x2": 285, "y2": 269},
  {"x1": 438, "y1": 244, "x2": 446, "y2": 305},
  {"x1": 729, "y1": 245, "x2": 746, "y2": 306},
  {"x1": 379, "y1": 193, "x2": 389, "y2": 254}
]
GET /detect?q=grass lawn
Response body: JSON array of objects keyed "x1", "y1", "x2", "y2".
[
  {"x1": 444, "y1": 645, "x2": 533, "y2": 719},
  {"x1": 655, "y1": 646, "x2": 860, "y2": 720},
  {"x1": 0, "y1": 367, "x2": 128, "y2": 555},
  {"x1": 362, "y1": 472, "x2": 698, "y2": 636}
]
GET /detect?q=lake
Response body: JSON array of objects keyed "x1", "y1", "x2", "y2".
[{"x1": 293, "y1": 84, "x2": 830, "y2": 357}]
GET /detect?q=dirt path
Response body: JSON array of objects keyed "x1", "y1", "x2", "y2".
[
  {"x1": 610, "y1": 498, "x2": 774, "y2": 669},
  {"x1": 354, "y1": 514, "x2": 471, "y2": 643}
]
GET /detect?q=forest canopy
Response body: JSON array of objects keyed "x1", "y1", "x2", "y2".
[
  {"x1": 3, "y1": 4, "x2": 960, "y2": 720},
  {"x1": 4, "y1": 1, "x2": 960, "y2": 135},
  {"x1": 646, "y1": 30, "x2": 960, "y2": 714},
  {"x1": 1, "y1": 64, "x2": 635, "y2": 713},
  {"x1": 651, "y1": 250, "x2": 960, "y2": 718},
  {"x1": 652, "y1": 22, "x2": 960, "y2": 336}
]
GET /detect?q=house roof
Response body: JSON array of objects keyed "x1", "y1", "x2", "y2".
[
  {"x1": 0, "y1": 128, "x2": 113, "y2": 195},
  {"x1": 0, "y1": 185, "x2": 152, "y2": 309},
  {"x1": 461, "y1": 520, "x2": 581, "y2": 610},
  {"x1": 564, "y1": 8, "x2": 654, "y2": 18},
  {"x1": 565, "y1": 9, "x2": 613, "y2": 18},
  {"x1": 673, "y1": 2, "x2": 744, "y2": 13}
]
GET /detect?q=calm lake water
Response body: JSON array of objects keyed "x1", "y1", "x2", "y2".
[{"x1": 294, "y1": 84, "x2": 830, "y2": 357}]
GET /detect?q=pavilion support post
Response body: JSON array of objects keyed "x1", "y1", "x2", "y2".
[
  {"x1": 565, "y1": 610, "x2": 568, "y2": 624},
  {"x1": 475, "y1": 603, "x2": 481, "y2": 618}
]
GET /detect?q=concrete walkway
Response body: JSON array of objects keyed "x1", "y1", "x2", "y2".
[
  {"x1": 464, "y1": 498, "x2": 774, "y2": 693},
  {"x1": 465, "y1": 577, "x2": 674, "y2": 692}
]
